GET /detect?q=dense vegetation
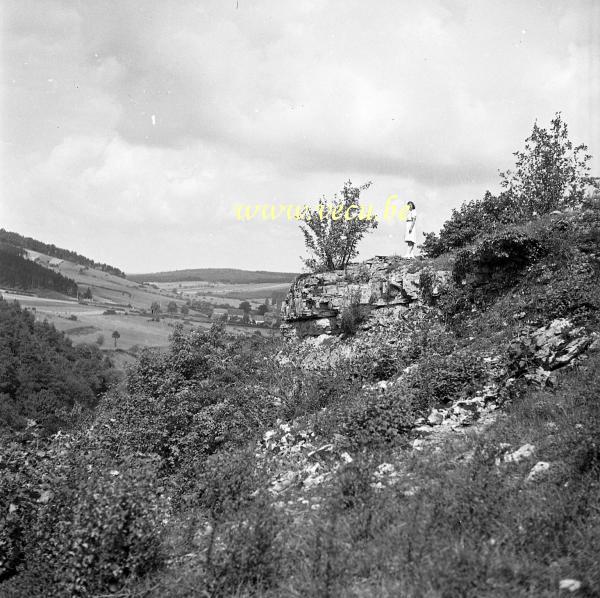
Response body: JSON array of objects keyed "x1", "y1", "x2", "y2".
[
  {"x1": 0, "y1": 244, "x2": 78, "y2": 296},
  {"x1": 128, "y1": 268, "x2": 298, "y2": 285},
  {"x1": 0, "y1": 229, "x2": 126, "y2": 278},
  {"x1": 0, "y1": 297, "x2": 114, "y2": 436},
  {"x1": 421, "y1": 113, "x2": 597, "y2": 258}
]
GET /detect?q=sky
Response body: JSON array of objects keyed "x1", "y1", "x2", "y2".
[{"x1": 1, "y1": 0, "x2": 599, "y2": 274}]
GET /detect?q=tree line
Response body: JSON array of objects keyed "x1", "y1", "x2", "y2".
[
  {"x1": 0, "y1": 244, "x2": 78, "y2": 296},
  {"x1": 0, "y1": 229, "x2": 126, "y2": 278}
]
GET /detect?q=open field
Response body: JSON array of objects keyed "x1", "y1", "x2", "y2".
[
  {"x1": 24, "y1": 251, "x2": 189, "y2": 311},
  {"x1": 2, "y1": 252, "x2": 286, "y2": 351},
  {"x1": 151, "y1": 280, "x2": 290, "y2": 308},
  {"x1": 2, "y1": 289, "x2": 278, "y2": 353}
]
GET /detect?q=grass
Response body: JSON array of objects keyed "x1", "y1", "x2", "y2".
[{"x1": 274, "y1": 352, "x2": 600, "y2": 597}]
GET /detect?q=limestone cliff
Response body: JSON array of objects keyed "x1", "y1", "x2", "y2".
[{"x1": 280, "y1": 256, "x2": 449, "y2": 338}]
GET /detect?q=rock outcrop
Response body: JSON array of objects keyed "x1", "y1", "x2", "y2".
[{"x1": 280, "y1": 256, "x2": 449, "y2": 338}]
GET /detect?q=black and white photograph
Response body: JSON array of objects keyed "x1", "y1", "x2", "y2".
[{"x1": 1, "y1": 1, "x2": 599, "y2": 596}]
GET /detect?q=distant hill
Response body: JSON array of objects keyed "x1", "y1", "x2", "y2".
[
  {"x1": 0, "y1": 243, "x2": 78, "y2": 296},
  {"x1": 0, "y1": 229, "x2": 126, "y2": 278},
  {"x1": 128, "y1": 268, "x2": 299, "y2": 284}
]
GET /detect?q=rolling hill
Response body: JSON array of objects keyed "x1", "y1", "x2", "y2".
[{"x1": 127, "y1": 268, "x2": 299, "y2": 284}]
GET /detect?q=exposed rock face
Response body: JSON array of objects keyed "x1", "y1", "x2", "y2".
[{"x1": 280, "y1": 256, "x2": 449, "y2": 338}]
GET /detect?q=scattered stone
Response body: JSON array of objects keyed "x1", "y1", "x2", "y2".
[
  {"x1": 307, "y1": 443, "x2": 333, "y2": 457},
  {"x1": 527, "y1": 461, "x2": 551, "y2": 481},
  {"x1": 427, "y1": 409, "x2": 445, "y2": 425},
  {"x1": 504, "y1": 444, "x2": 535, "y2": 463},
  {"x1": 415, "y1": 425, "x2": 435, "y2": 435},
  {"x1": 559, "y1": 579, "x2": 582, "y2": 592},
  {"x1": 530, "y1": 319, "x2": 591, "y2": 370},
  {"x1": 270, "y1": 471, "x2": 297, "y2": 494},
  {"x1": 340, "y1": 452, "x2": 353, "y2": 463},
  {"x1": 412, "y1": 438, "x2": 425, "y2": 450},
  {"x1": 37, "y1": 490, "x2": 53, "y2": 503}
]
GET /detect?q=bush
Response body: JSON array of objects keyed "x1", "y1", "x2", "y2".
[
  {"x1": 419, "y1": 267, "x2": 444, "y2": 306},
  {"x1": 0, "y1": 432, "x2": 166, "y2": 596},
  {"x1": 342, "y1": 389, "x2": 417, "y2": 448},
  {"x1": 25, "y1": 454, "x2": 165, "y2": 596},
  {"x1": 421, "y1": 190, "x2": 519, "y2": 258},
  {"x1": 340, "y1": 291, "x2": 365, "y2": 335},
  {"x1": 402, "y1": 350, "x2": 488, "y2": 412},
  {"x1": 206, "y1": 494, "x2": 285, "y2": 597},
  {"x1": 422, "y1": 115, "x2": 597, "y2": 258}
]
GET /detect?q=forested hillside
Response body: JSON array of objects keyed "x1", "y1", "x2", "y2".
[
  {"x1": 0, "y1": 297, "x2": 114, "y2": 436},
  {"x1": 0, "y1": 229, "x2": 126, "y2": 278},
  {"x1": 0, "y1": 244, "x2": 79, "y2": 296}
]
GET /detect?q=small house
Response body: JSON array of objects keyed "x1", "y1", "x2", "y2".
[{"x1": 211, "y1": 308, "x2": 229, "y2": 321}]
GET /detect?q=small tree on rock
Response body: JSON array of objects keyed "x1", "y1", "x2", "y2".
[
  {"x1": 112, "y1": 330, "x2": 120, "y2": 347},
  {"x1": 300, "y1": 180, "x2": 377, "y2": 272}
]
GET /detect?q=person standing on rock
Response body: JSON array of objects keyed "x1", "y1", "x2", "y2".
[{"x1": 404, "y1": 201, "x2": 417, "y2": 258}]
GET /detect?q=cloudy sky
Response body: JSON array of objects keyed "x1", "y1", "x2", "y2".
[{"x1": 2, "y1": 0, "x2": 598, "y2": 273}]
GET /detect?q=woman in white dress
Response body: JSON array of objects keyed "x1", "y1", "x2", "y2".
[{"x1": 405, "y1": 201, "x2": 417, "y2": 259}]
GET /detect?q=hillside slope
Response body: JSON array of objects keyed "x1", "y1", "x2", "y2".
[
  {"x1": 2, "y1": 199, "x2": 599, "y2": 597},
  {"x1": 0, "y1": 229, "x2": 126, "y2": 278}
]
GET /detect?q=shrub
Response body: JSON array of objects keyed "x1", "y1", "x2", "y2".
[
  {"x1": 421, "y1": 114, "x2": 597, "y2": 258},
  {"x1": 419, "y1": 267, "x2": 443, "y2": 306},
  {"x1": 342, "y1": 389, "x2": 417, "y2": 448},
  {"x1": 340, "y1": 291, "x2": 365, "y2": 336},
  {"x1": 403, "y1": 350, "x2": 487, "y2": 412},
  {"x1": 421, "y1": 190, "x2": 519, "y2": 258},
  {"x1": 206, "y1": 494, "x2": 285, "y2": 597},
  {"x1": 24, "y1": 452, "x2": 165, "y2": 596},
  {"x1": 0, "y1": 432, "x2": 166, "y2": 596}
]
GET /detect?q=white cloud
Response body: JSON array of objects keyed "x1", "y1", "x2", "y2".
[{"x1": 1, "y1": 0, "x2": 598, "y2": 272}]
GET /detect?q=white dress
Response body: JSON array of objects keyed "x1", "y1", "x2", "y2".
[{"x1": 405, "y1": 210, "x2": 417, "y2": 243}]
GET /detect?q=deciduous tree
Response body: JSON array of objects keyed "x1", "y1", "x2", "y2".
[{"x1": 300, "y1": 180, "x2": 377, "y2": 271}]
